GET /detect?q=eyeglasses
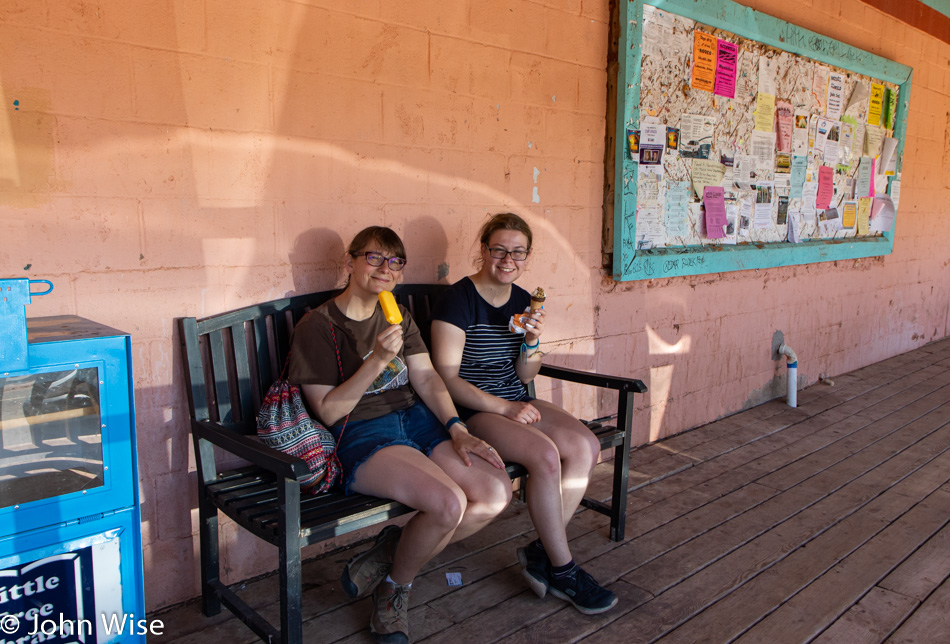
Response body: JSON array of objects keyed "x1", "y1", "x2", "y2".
[
  {"x1": 485, "y1": 245, "x2": 529, "y2": 261},
  {"x1": 351, "y1": 251, "x2": 407, "y2": 271}
]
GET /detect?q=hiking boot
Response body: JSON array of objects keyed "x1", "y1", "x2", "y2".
[
  {"x1": 369, "y1": 579, "x2": 410, "y2": 644},
  {"x1": 341, "y1": 525, "x2": 401, "y2": 598},
  {"x1": 516, "y1": 540, "x2": 550, "y2": 598},
  {"x1": 548, "y1": 565, "x2": 618, "y2": 615}
]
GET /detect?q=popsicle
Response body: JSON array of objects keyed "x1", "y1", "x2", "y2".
[{"x1": 378, "y1": 291, "x2": 403, "y2": 325}]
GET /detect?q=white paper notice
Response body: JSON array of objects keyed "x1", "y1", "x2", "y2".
[
  {"x1": 889, "y1": 179, "x2": 901, "y2": 211},
  {"x1": 855, "y1": 157, "x2": 872, "y2": 198},
  {"x1": 637, "y1": 206, "x2": 666, "y2": 247},
  {"x1": 738, "y1": 195, "x2": 753, "y2": 236},
  {"x1": 792, "y1": 111, "x2": 810, "y2": 155},
  {"x1": 787, "y1": 206, "x2": 802, "y2": 243},
  {"x1": 826, "y1": 72, "x2": 845, "y2": 120},
  {"x1": 869, "y1": 195, "x2": 896, "y2": 232},
  {"x1": 723, "y1": 203, "x2": 739, "y2": 245},
  {"x1": 734, "y1": 155, "x2": 758, "y2": 188},
  {"x1": 754, "y1": 181, "x2": 774, "y2": 228},
  {"x1": 865, "y1": 125, "x2": 886, "y2": 157},
  {"x1": 881, "y1": 137, "x2": 898, "y2": 176},
  {"x1": 750, "y1": 130, "x2": 775, "y2": 172},
  {"x1": 680, "y1": 113, "x2": 716, "y2": 156},
  {"x1": 758, "y1": 55, "x2": 777, "y2": 96},
  {"x1": 665, "y1": 180, "x2": 691, "y2": 238},
  {"x1": 641, "y1": 121, "x2": 665, "y2": 146},
  {"x1": 812, "y1": 65, "x2": 830, "y2": 114},
  {"x1": 801, "y1": 181, "x2": 818, "y2": 222},
  {"x1": 845, "y1": 80, "x2": 870, "y2": 120}
]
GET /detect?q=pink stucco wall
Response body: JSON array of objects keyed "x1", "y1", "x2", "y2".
[{"x1": 1, "y1": 0, "x2": 947, "y2": 611}]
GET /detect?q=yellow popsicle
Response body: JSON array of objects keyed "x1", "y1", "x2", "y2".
[{"x1": 378, "y1": 291, "x2": 403, "y2": 325}]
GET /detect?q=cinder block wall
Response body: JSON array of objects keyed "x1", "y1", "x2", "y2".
[{"x1": 0, "y1": 0, "x2": 947, "y2": 611}]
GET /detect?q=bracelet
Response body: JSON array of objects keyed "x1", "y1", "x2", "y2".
[
  {"x1": 445, "y1": 416, "x2": 466, "y2": 431},
  {"x1": 520, "y1": 340, "x2": 541, "y2": 364}
]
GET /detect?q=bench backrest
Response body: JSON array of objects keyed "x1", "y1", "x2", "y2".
[{"x1": 179, "y1": 284, "x2": 448, "y2": 434}]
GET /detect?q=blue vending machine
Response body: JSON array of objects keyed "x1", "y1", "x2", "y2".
[{"x1": 0, "y1": 279, "x2": 146, "y2": 643}]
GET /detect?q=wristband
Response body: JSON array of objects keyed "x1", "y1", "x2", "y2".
[
  {"x1": 445, "y1": 416, "x2": 466, "y2": 431},
  {"x1": 520, "y1": 340, "x2": 541, "y2": 364}
]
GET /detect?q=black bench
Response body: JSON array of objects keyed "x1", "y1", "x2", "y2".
[{"x1": 178, "y1": 284, "x2": 646, "y2": 644}]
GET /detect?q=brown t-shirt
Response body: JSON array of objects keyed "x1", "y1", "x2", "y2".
[{"x1": 288, "y1": 299, "x2": 427, "y2": 424}]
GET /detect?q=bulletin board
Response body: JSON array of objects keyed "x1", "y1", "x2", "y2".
[{"x1": 612, "y1": 0, "x2": 914, "y2": 281}]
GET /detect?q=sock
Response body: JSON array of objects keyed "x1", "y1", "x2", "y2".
[
  {"x1": 385, "y1": 574, "x2": 412, "y2": 589},
  {"x1": 551, "y1": 560, "x2": 576, "y2": 579}
]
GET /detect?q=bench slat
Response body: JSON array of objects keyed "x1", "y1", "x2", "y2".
[
  {"x1": 230, "y1": 322, "x2": 256, "y2": 425},
  {"x1": 207, "y1": 329, "x2": 233, "y2": 424}
]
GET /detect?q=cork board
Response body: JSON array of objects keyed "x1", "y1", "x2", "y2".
[{"x1": 612, "y1": 0, "x2": 913, "y2": 281}]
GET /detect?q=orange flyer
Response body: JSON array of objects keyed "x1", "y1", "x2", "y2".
[{"x1": 692, "y1": 31, "x2": 717, "y2": 92}]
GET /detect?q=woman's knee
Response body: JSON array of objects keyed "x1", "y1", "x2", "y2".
[
  {"x1": 526, "y1": 441, "x2": 562, "y2": 479},
  {"x1": 424, "y1": 483, "x2": 467, "y2": 529},
  {"x1": 482, "y1": 470, "x2": 514, "y2": 512}
]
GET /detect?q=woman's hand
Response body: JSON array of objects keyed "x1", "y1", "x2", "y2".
[
  {"x1": 449, "y1": 425, "x2": 505, "y2": 469},
  {"x1": 373, "y1": 324, "x2": 404, "y2": 365},
  {"x1": 503, "y1": 400, "x2": 541, "y2": 424},
  {"x1": 522, "y1": 307, "x2": 545, "y2": 345}
]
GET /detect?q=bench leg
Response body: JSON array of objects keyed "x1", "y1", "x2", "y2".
[
  {"x1": 196, "y1": 438, "x2": 222, "y2": 616},
  {"x1": 197, "y1": 492, "x2": 222, "y2": 616},
  {"x1": 278, "y1": 478, "x2": 303, "y2": 644},
  {"x1": 609, "y1": 391, "x2": 634, "y2": 542}
]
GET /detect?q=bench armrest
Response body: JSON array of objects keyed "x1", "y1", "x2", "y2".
[
  {"x1": 539, "y1": 363, "x2": 648, "y2": 394},
  {"x1": 193, "y1": 418, "x2": 312, "y2": 482}
]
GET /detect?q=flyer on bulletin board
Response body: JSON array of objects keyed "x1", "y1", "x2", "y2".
[{"x1": 692, "y1": 31, "x2": 717, "y2": 92}]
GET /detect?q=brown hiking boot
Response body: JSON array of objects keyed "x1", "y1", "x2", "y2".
[
  {"x1": 341, "y1": 525, "x2": 401, "y2": 598},
  {"x1": 369, "y1": 579, "x2": 410, "y2": 644}
]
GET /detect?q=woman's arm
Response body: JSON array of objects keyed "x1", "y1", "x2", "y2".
[
  {"x1": 405, "y1": 352, "x2": 504, "y2": 469},
  {"x1": 431, "y1": 320, "x2": 541, "y2": 424},
  {"x1": 301, "y1": 324, "x2": 403, "y2": 426}
]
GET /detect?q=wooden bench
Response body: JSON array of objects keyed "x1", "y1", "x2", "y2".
[{"x1": 178, "y1": 284, "x2": 647, "y2": 644}]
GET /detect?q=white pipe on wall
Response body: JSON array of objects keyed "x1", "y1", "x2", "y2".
[{"x1": 778, "y1": 343, "x2": 798, "y2": 408}]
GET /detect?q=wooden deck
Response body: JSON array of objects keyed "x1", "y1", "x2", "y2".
[{"x1": 157, "y1": 337, "x2": 950, "y2": 643}]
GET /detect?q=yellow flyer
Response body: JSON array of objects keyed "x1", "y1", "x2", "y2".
[
  {"x1": 841, "y1": 201, "x2": 857, "y2": 229},
  {"x1": 857, "y1": 197, "x2": 872, "y2": 234},
  {"x1": 868, "y1": 83, "x2": 885, "y2": 126},
  {"x1": 754, "y1": 93, "x2": 776, "y2": 132}
]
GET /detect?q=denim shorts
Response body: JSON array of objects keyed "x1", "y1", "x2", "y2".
[{"x1": 332, "y1": 402, "x2": 450, "y2": 494}]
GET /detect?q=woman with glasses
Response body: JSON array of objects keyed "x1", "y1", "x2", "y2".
[
  {"x1": 430, "y1": 213, "x2": 618, "y2": 615},
  {"x1": 289, "y1": 226, "x2": 510, "y2": 644}
]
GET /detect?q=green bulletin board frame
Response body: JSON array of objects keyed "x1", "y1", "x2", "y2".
[{"x1": 613, "y1": 0, "x2": 914, "y2": 281}]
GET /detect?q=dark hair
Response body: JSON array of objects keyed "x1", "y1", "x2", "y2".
[
  {"x1": 346, "y1": 226, "x2": 406, "y2": 259},
  {"x1": 477, "y1": 212, "x2": 533, "y2": 249}
]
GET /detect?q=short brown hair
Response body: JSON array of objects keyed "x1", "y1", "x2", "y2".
[
  {"x1": 346, "y1": 226, "x2": 406, "y2": 259},
  {"x1": 477, "y1": 212, "x2": 533, "y2": 249}
]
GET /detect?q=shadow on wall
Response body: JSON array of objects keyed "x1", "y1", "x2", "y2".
[{"x1": 288, "y1": 228, "x2": 345, "y2": 296}]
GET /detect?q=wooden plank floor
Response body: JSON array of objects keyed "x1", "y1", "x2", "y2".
[{"x1": 156, "y1": 337, "x2": 950, "y2": 643}]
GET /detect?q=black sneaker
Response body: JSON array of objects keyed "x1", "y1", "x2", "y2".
[
  {"x1": 341, "y1": 525, "x2": 401, "y2": 598},
  {"x1": 548, "y1": 565, "x2": 618, "y2": 615},
  {"x1": 516, "y1": 541, "x2": 550, "y2": 598}
]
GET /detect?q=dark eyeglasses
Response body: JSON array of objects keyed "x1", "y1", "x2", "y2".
[
  {"x1": 351, "y1": 251, "x2": 407, "y2": 271},
  {"x1": 486, "y1": 245, "x2": 529, "y2": 261}
]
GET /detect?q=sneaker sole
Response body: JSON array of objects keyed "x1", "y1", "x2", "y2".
[
  {"x1": 516, "y1": 547, "x2": 548, "y2": 599},
  {"x1": 341, "y1": 525, "x2": 400, "y2": 598},
  {"x1": 548, "y1": 587, "x2": 619, "y2": 615},
  {"x1": 369, "y1": 628, "x2": 409, "y2": 644}
]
